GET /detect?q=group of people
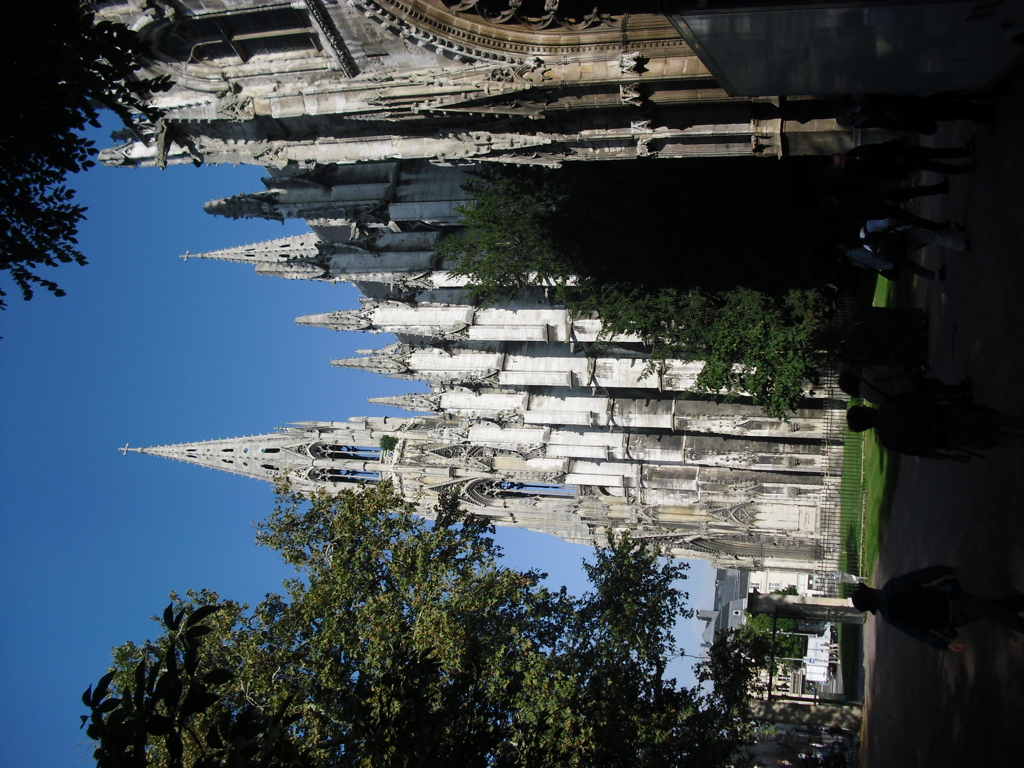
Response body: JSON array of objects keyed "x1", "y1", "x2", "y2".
[
  {"x1": 830, "y1": 139, "x2": 975, "y2": 282},
  {"x1": 825, "y1": 93, "x2": 994, "y2": 282},
  {"x1": 839, "y1": 367, "x2": 1024, "y2": 649},
  {"x1": 829, "y1": 94, "x2": 1024, "y2": 652},
  {"x1": 841, "y1": 365, "x2": 1024, "y2": 649}
]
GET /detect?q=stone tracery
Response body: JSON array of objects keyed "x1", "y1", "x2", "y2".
[{"x1": 441, "y1": 0, "x2": 611, "y2": 32}]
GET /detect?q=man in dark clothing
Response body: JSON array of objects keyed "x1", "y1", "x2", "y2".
[
  {"x1": 847, "y1": 398, "x2": 959, "y2": 458},
  {"x1": 835, "y1": 94, "x2": 992, "y2": 133},
  {"x1": 834, "y1": 139, "x2": 975, "y2": 182},
  {"x1": 842, "y1": 243, "x2": 942, "y2": 281},
  {"x1": 846, "y1": 397, "x2": 1024, "y2": 458},
  {"x1": 838, "y1": 368, "x2": 971, "y2": 406},
  {"x1": 852, "y1": 568, "x2": 1024, "y2": 651},
  {"x1": 835, "y1": 180, "x2": 951, "y2": 230}
]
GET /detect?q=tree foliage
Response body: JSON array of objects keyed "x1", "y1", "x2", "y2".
[
  {"x1": 2, "y1": 2, "x2": 168, "y2": 308},
  {"x1": 438, "y1": 173, "x2": 571, "y2": 301},
  {"x1": 734, "y1": 613, "x2": 807, "y2": 664},
  {"x1": 86, "y1": 482, "x2": 759, "y2": 767},
  {"x1": 436, "y1": 164, "x2": 836, "y2": 417},
  {"x1": 82, "y1": 603, "x2": 305, "y2": 768},
  {"x1": 733, "y1": 586, "x2": 807, "y2": 664}
]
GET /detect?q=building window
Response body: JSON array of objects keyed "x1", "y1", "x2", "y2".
[
  {"x1": 158, "y1": 6, "x2": 321, "y2": 64},
  {"x1": 750, "y1": 581, "x2": 761, "y2": 592},
  {"x1": 769, "y1": 581, "x2": 780, "y2": 592}
]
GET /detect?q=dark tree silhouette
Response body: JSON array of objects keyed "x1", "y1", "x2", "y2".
[{"x1": 2, "y1": 2, "x2": 169, "y2": 308}]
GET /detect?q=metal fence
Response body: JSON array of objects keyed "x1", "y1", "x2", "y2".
[{"x1": 813, "y1": 297, "x2": 869, "y2": 598}]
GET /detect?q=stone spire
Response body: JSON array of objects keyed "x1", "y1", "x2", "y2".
[
  {"x1": 331, "y1": 345, "x2": 412, "y2": 376},
  {"x1": 183, "y1": 235, "x2": 322, "y2": 264},
  {"x1": 119, "y1": 424, "x2": 396, "y2": 491},
  {"x1": 297, "y1": 301, "x2": 478, "y2": 337},
  {"x1": 296, "y1": 310, "x2": 373, "y2": 332},
  {"x1": 119, "y1": 432, "x2": 317, "y2": 484},
  {"x1": 203, "y1": 192, "x2": 287, "y2": 221},
  {"x1": 204, "y1": 175, "x2": 394, "y2": 222},
  {"x1": 367, "y1": 393, "x2": 442, "y2": 412},
  {"x1": 183, "y1": 235, "x2": 328, "y2": 280}
]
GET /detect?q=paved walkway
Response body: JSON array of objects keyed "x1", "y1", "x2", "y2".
[{"x1": 860, "y1": 71, "x2": 1024, "y2": 767}]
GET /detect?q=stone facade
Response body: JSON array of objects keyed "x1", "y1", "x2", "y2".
[{"x1": 97, "y1": 0, "x2": 859, "y2": 171}]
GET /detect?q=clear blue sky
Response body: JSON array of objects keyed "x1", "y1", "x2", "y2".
[{"x1": 0, "y1": 116, "x2": 715, "y2": 768}]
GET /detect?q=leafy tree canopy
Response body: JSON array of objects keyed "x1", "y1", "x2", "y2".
[
  {"x1": 436, "y1": 164, "x2": 838, "y2": 417},
  {"x1": 2, "y1": 2, "x2": 168, "y2": 308},
  {"x1": 86, "y1": 483, "x2": 760, "y2": 768}
]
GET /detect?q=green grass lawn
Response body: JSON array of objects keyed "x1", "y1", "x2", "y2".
[
  {"x1": 856, "y1": 273, "x2": 911, "y2": 580},
  {"x1": 861, "y1": 429, "x2": 900, "y2": 581},
  {"x1": 839, "y1": 427, "x2": 865, "y2": 578},
  {"x1": 843, "y1": 407, "x2": 899, "y2": 585}
]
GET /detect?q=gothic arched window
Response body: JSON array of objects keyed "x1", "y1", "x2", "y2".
[
  {"x1": 309, "y1": 467, "x2": 380, "y2": 484},
  {"x1": 309, "y1": 443, "x2": 380, "y2": 461},
  {"x1": 462, "y1": 478, "x2": 572, "y2": 506}
]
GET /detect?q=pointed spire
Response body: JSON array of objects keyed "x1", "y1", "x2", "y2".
[
  {"x1": 121, "y1": 425, "x2": 391, "y2": 490},
  {"x1": 296, "y1": 310, "x2": 373, "y2": 331},
  {"x1": 332, "y1": 344, "x2": 411, "y2": 375},
  {"x1": 331, "y1": 354, "x2": 411, "y2": 375},
  {"x1": 123, "y1": 432, "x2": 314, "y2": 483},
  {"x1": 183, "y1": 234, "x2": 322, "y2": 264},
  {"x1": 204, "y1": 192, "x2": 285, "y2": 221},
  {"x1": 368, "y1": 393, "x2": 441, "y2": 412},
  {"x1": 183, "y1": 235, "x2": 330, "y2": 280}
]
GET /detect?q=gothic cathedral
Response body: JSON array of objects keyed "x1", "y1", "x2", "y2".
[{"x1": 103, "y1": 0, "x2": 856, "y2": 581}]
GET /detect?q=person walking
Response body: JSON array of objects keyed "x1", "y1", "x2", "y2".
[
  {"x1": 862, "y1": 218, "x2": 970, "y2": 252},
  {"x1": 835, "y1": 94, "x2": 992, "y2": 134},
  {"x1": 833, "y1": 181, "x2": 953, "y2": 230},
  {"x1": 852, "y1": 567, "x2": 1024, "y2": 651},
  {"x1": 834, "y1": 138, "x2": 976, "y2": 182},
  {"x1": 842, "y1": 243, "x2": 942, "y2": 281},
  {"x1": 838, "y1": 367, "x2": 971, "y2": 405},
  {"x1": 846, "y1": 397, "x2": 1024, "y2": 458}
]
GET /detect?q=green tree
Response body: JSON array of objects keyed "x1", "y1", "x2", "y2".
[
  {"x1": 436, "y1": 172, "x2": 573, "y2": 303},
  {"x1": 2, "y1": 2, "x2": 168, "y2": 308},
  {"x1": 436, "y1": 166, "x2": 834, "y2": 418},
  {"x1": 82, "y1": 603, "x2": 306, "y2": 768},
  {"x1": 87, "y1": 482, "x2": 757, "y2": 767},
  {"x1": 732, "y1": 587, "x2": 807, "y2": 665}
]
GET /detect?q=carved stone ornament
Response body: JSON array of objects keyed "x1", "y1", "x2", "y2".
[
  {"x1": 619, "y1": 82, "x2": 642, "y2": 106},
  {"x1": 705, "y1": 502, "x2": 759, "y2": 528},
  {"x1": 367, "y1": 393, "x2": 443, "y2": 412},
  {"x1": 618, "y1": 51, "x2": 641, "y2": 74},
  {"x1": 216, "y1": 93, "x2": 255, "y2": 122},
  {"x1": 309, "y1": 309, "x2": 375, "y2": 331},
  {"x1": 442, "y1": 0, "x2": 607, "y2": 32}
]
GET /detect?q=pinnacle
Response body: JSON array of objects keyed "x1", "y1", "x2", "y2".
[
  {"x1": 180, "y1": 234, "x2": 322, "y2": 263},
  {"x1": 296, "y1": 310, "x2": 370, "y2": 330}
]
